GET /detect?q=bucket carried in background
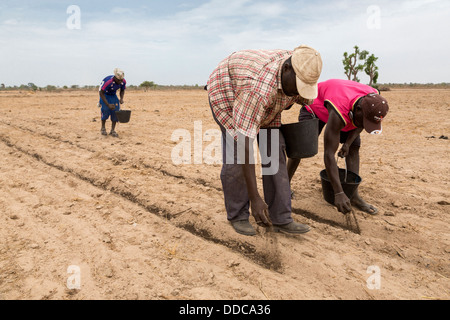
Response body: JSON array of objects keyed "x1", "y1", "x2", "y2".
[
  {"x1": 281, "y1": 106, "x2": 319, "y2": 159},
  {"x1": 320, "y1": 167, "x2": 362, "y2": 205},
  {"x1": 115, "y1": 110, "x2": 132, "y2": 123}
]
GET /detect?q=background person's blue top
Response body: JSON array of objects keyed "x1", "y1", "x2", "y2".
[{"x1": 100, "y1": 75, "x2": 127, "y2": 95}]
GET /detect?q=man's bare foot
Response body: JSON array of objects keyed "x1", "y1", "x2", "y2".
[{"x1": 351, "y1": 196, "x2": 378, "y2": 215}]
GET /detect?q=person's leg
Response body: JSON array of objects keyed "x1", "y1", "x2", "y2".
[
  {"x1": 101, "y1": 120, "x2": 107, "y2": 135},
  {"x1": 345, "y1": 135, "x2": 378, "y2": 215},
  {"x1": 259, "y1": 128, "x2": 293, "y2": 225},
  {"x1": 287, "y1": 158, "x2": 301, "y2": 183},
  {"x1": 108, "y1": 96, "x2": 120, "y2": 137},
  {"x1": 100, "y1": 103, "x2": 110, "y2": 135},
  {"x1": 220, "y1": 128, "x2": 251, "y2": 222},
  {"x1": 219, "y1": 126, "x2": 257, "y2": 235},
  {"x1": 259, "y1": 128, "x2": 310, "y2": 234},
  {"x1": 287, "y1": 157, "x2": 300, "y2": 199},
  {"x1": 208, "y1": 101, "x2": 252, "y2": 227},
  {"x1": 110, "y1": 121, "x2": 118, "y2": 137},
  {"x1": 345, "y1": 143, "x2": 360, "y2": 174}
]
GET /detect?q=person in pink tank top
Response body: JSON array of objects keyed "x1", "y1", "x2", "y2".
[{"x1": 287, "y1": 79, "x2": 389, "y2": 215}]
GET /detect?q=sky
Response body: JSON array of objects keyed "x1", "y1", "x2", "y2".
[{"x1": 0, "y1": 0, "x2": 449, "y2": 87}]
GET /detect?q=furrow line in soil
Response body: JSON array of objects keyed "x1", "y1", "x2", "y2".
[
  {"x1": 0, "y1": 127, "x2": 283, "y2": 271},
  {"x1": 0, "y1": 119, "x2": 223, "y2": 192},
  {"x1": 1, "y1": 121, "x2": 447, "y2": 277}
]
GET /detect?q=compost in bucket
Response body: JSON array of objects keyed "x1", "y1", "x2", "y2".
[
  {"x1": 116, "y1": 110, "x2": 131, "y2": 123},
  {"x1": 320, "y1": 168, "x2": 362, "y2": 205},
  {"x1": 281, "y1": 118, "x2": 319, "y2": 159}
]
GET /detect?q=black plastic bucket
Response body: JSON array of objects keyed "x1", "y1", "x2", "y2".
[
  {"x1": 281, "y1": 118, "x2": 319, "y2": 159},
  {"x1": 320, "y1": 168, "x2": 362, "y2": 205},
  {"x1": 116, "y1": 110, "x2": 131, "y2": 123}
]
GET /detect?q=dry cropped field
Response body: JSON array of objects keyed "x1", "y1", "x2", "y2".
[{"x1": 0, "y1": 88, "x2": 449, "y2": 300}]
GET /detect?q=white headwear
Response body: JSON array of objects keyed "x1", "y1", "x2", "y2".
[{"x1": 114, "y1": 68, "x2": 125, "y2": 80}]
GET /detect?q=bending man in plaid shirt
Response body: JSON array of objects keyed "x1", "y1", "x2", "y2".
[{"x1": 207, "y1": 45, "x2": 323, "y2": 236}]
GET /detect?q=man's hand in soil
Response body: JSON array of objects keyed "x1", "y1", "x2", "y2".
[{"x1": 251, "y1": 196, "x2": 272, "y2": 227}]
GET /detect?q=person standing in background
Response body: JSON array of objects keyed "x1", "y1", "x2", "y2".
[{"x1": 98, "y1": 68, "x2": 126, "y2": 138}]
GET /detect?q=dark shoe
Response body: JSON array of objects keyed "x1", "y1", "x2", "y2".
[
  {"x1": 101, "y1": 128, "x2": 107, "y2": 136},
  {"x1": 273, "y1": 222, "x2": 310, "y2": 234},
  {"x1": 230, "y1": 220, "x2": 256, "y2": 236}
]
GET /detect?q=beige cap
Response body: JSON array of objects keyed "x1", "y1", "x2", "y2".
[
  {"x1": 291, "y1": 45, "x2": 323, "y2": 99},
  {"x1": 114, "y1": 68, "x2": 125, "y2": 80}
]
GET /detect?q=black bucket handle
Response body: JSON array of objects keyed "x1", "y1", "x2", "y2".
[
  {"x1": 303, "y1": 104, "x2": 317, "y2": 119},
  {"x1": 336, "y1": 156, "x2": 348, "y2": 183}
]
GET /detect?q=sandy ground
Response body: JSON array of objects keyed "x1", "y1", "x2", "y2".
[{"x1": 0, "y1": 88, "x2": 448, "y2": 300}]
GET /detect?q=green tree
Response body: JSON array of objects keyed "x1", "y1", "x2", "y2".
[
  {"x1": 343, "y1": 46, "x2": 369, "y2": 83},
  {"x1": 364, "y1": 54, "x2": 379, "y2": 87},
  {"x1": 28, "y1": 83, "x2": 38, "y2": 91},
  {"x1": 140, "y1": 81, "x2": 157, "y2": 91}
]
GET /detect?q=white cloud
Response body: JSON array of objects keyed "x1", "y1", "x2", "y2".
[
  {"x1": 3, "y1": 19, "x2": 19, "y2": 25},
  {"x1": 111, "y1": 7, "x2": 134, "y2": 15},
  {"x1": 399, "y1": 0, "x2": 442, "y2": 11}
]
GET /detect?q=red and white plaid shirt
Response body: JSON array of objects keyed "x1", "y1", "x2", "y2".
[{"x1": 207, "y1": 49, "x2": 305, "y2": 139}]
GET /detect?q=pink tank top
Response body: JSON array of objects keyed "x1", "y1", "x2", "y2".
[{"x1": 306, "y1": 79, "x2": 379, "y2": 132}]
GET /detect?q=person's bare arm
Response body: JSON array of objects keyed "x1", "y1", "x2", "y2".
[
  {"x1": 119, "y1": 89, "x2": 125, "y2": 104},
  {"x1": 338, "y1": 127, "x2": 363, "y2": 158},
  {"x1": 323, "y1": 105, "x2": 351, "y2": 214}
]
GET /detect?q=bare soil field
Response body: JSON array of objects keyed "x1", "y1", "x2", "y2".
[{"x1": 0, "y1": 88, "x2": 448, "y2": 300}]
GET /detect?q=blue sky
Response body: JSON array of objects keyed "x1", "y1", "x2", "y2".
[{"x1": 0, "y1": 0, "x2": 449, "y2": 87}]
